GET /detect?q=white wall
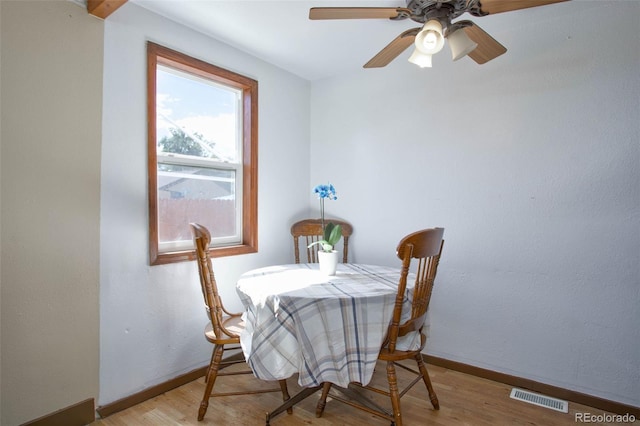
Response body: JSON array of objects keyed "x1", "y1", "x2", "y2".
[
  {"x1": 100, "y1": 3, "x2": 311, "y2": 405},
  {"x1": 0, "y1": 1, "x2": 103, "y2": 424},
  {"x1": 310, "y1": 1, "x2": 639, "y2": 407}
]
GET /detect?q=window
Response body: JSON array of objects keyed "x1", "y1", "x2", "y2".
[{"x1": 147, "y1": 42, "x2": 258, "y2": 265}]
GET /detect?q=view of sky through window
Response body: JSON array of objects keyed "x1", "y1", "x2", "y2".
[{"x1": 156, "y1": 65, "x2": 240, "y2": 162}]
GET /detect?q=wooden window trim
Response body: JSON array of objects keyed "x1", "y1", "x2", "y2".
[{"x1": 147, "y1": 42, "x2": 258, "y2": 265}]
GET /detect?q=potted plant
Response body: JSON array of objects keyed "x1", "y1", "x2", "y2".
[{"x1": 308, "y1": 183, "x2": 342, "y2": 275}]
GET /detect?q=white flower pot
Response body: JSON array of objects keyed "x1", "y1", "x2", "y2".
[{"x1": 318, "y1": 250, "x2": 339, "y2": 276}]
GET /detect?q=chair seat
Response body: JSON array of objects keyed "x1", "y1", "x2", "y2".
[
  {"x1": 378, "y1": 346, "x2": 418, "y2": 361},
  {"x1": 379, "y1": 331, "x2": 425, "y2": 360},
  {"x1": 204, "y1": 314, "x2": 244, "y2": 344}
]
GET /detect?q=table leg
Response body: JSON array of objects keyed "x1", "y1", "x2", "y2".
[
  {"x1": 265, "y1": 384, "x2": 322, "y2": 425},
  {"x1": 328, "y1": 385, "x2": 395, "y2": 420}
]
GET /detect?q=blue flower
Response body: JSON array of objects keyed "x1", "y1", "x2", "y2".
[
  {"x1": 310, "y1": 183, "x2": 342, "y2": 252},
  {"x1": 313, "y1": 183, "x2": 337, "y2": 201}
]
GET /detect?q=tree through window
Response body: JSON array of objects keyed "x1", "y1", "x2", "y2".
[{"x1": 147, "y1": 42, "x2": 258, "y2": 265}]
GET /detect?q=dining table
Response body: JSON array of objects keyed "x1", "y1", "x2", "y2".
[{"x1": 235, "y1": 262, "x2": 422, "y2": 423}]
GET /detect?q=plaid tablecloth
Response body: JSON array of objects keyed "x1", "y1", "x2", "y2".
[{"x1": 236, "y1": 263, "x2": 419, "y2": 388}]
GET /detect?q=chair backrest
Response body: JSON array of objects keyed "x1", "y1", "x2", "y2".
[
  {"x1": 387, "y1": 228, "x2": 445, "y2": 353},
  {"x1": 291, "y1": 218, "x2": 353, "y2": 263},
  {"x1": 190, "y1": 223, "x2": 236, "y2": 339}
]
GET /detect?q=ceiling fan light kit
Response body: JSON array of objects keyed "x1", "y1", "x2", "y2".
[
  {"x1": 415, "y1": 20, "x2": 445, "y2": 55},
  {"x1": 448, "y1": 27, "x2": 478, "y2": 61},
  {"x1": 309, "y1": 0, "x2": 569, "y2": 69},
  {"x1": 408, "y1": 49, "x2": 433, "y2": 68},
  {"x1": 408, "y1": 19, "x2": 444, "y2": 67}
]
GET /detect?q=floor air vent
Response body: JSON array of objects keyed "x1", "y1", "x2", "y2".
[{"x1": 509, "y1": 388, "x2": 569, "y2": 413}]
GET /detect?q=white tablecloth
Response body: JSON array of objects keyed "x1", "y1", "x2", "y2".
[{"x1": 236, "y1": 263, "x2": 420, "y2": 388}]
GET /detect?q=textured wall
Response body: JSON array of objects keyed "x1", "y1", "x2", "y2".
[
  {"x1": 310, "y1": 1, "x2": 639, "y2": 407},
  {"x1": 0, "y1": 1, "x2": 103, "y2": 424},
  {"x1": 99, "y1": 3, "x2": 311, "y2": 405}
]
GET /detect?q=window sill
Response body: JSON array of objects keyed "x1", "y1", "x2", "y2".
[{"x1": 150, "y1": 243, "x2": 257, "y2": 266}]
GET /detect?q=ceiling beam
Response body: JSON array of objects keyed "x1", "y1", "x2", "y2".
[{"x1": 87, "y1": 0, "x2": 128, "y2": 19}]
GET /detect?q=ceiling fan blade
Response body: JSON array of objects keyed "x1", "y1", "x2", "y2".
[
  {"x1": 309, "y1": 7, "x2": 410, "y2": 20},
  {"x1": 477, "y1": 0, "x2": 569, "y2": 15},
  {"x1": 364, "y1": 28, "x2": 419, "y2": 68},
  {"x1": 462, "y1": 22, "x2": 507, "y2": 64}
]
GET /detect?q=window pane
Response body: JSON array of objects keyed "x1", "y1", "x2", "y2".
[
  {"x1": 158, "y1": 164, "x2": 238, "y2": 248},
  {"x1": 147, "y1": 42, "x2": 258, "y2": 265},
  {"x1": 156, "y1": 65, "x2": 240, "y2": 163}
]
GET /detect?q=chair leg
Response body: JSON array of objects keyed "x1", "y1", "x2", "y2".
[
  {"x1": 204, "y1": 347, "x2": 216, "y2": 383},
  {"x1": 278, "y1": 379, "x2": 293, "y2": 415},
  {"x1": 199, "y1": 344, "x2": 224, "y2": 421},
  {"x1": 315, "y1": 382, "x2": 333, "y2": 417},
  {"x1": 386, "y1": 361, "x2": 403, "y2": 426},
  {"x1": 415, "y1": 354, "x2": 439, "y2": 410}
]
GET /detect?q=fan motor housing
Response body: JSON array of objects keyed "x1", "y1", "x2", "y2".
[{"x1": 404, "y1": 0, "x2": 486, "y2": 23}]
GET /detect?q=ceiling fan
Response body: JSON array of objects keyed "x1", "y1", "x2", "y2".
[{"x1": 309, "y1": 0, "x2": 569, "y2": 68}]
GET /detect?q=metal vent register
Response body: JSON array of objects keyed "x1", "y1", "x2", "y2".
[{"x1": 510, "y1": 388, "x2": 569, "y2": 413}]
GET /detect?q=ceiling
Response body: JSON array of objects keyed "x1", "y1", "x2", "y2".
[{"x1": 131, "y1": 0, "x2": 578, "y2": 81}]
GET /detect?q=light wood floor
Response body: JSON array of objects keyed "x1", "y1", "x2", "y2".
[{"x1": 92, "y1": 361, "x2": 637, "y2": 425}]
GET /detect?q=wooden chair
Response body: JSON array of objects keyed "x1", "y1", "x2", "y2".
[
  {"x1": 190, "y1": 223, "x2": 291, "y2": 421},
  {"x1": 315, "y1": 227, "x2": 445, "y2": 426},
  {"x1": 291, "y1": 218, "x2": 353, "y2": 263}
]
